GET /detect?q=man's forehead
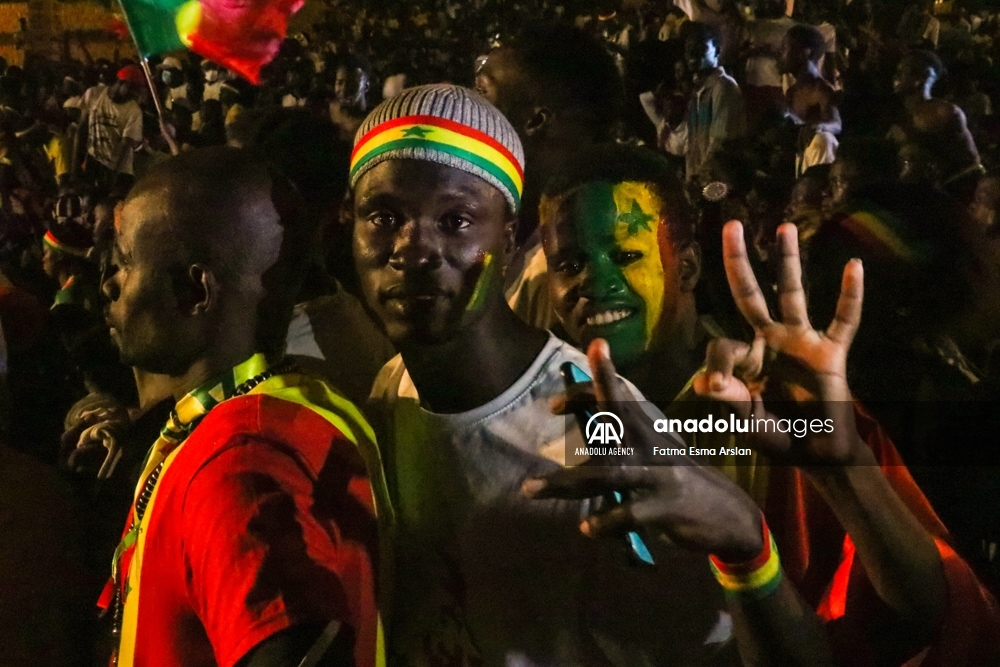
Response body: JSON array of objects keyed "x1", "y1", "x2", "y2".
[
  {"x1": 482, "y1": 48, "x2": 522, "y2": 83},
  {"x1": 358, "y1": 159, "x2": 502, "y2": 203},
  {"x1": 118, "y1": 190, "x2": 174, "y2": 247}
]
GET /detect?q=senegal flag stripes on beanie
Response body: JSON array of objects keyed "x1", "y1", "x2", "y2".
[{"x1": 350, "y1": 84, "x2": 525, "y2": 213}]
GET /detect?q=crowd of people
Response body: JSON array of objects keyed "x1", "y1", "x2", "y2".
[{"x1": 2, "y1": 0, "x2": 1000, "y2": 664}]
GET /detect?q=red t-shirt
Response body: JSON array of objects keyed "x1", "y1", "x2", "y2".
[{"x1": 123, "y1": 393, "x2": 380, "y2": 667}]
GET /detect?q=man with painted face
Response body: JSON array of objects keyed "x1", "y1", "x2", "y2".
[
  {"x1": 890, "y1": 49, "x2": 982, "y2": 203},
  {"x1": 355, "y1": 84, "x2": 832, "y2": 667},
  {"x1": 684, "y1": 21, "x2": 746, "y2": 186},
  {"x1": 540, "y1": 144, "x2": 707, "y2": 405}
]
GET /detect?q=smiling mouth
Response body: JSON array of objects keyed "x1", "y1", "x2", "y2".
[{"x1": 584, "y1": 308, "x2": 636, "y2": 327}]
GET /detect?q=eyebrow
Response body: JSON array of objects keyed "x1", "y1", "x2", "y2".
[
  {"x1": 357, "y1": 189, "x2": 487, "y2": 211},
  {"x1": 355, "y1": 192, "x2": 398, "y2": 210}
]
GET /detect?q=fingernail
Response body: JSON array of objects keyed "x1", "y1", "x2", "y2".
[
  {"x1": 521, "y1": 479, "x2": 546, "y2": 497},
  {"x1": 579, "y1": 519, "x2": 594, "y2": 537},
  {"x1": 710, "y1": 372, "x2": 726, "y2": 391},
  {"x1": 851, "y1": 257, "x2": 863, "y2": 266},
  {"x1": 597, "y1": 339, "x2": 610, "y2": 359}
]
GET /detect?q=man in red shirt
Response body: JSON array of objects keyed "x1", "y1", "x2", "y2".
[{"x1": 99, "y1": 147, "x2": 387, "y2": 667}]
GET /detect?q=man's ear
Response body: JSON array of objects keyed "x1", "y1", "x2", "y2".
[
  {"x1": 184, "y1": 264, "x2": 218, "y2": 316},
  {"x1": 524, "y1": 106, "x2": 552, "y2": 138},
  {"x1": 678, "y1": 242, "x2": 701, "y2": 292}
]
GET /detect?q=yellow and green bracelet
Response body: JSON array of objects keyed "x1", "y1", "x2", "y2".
[{"x1": 709, "y1": 514, "x2": 783, "y2": 600}]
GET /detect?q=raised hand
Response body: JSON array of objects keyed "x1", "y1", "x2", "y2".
[
  {"x1": 522, "y1": 339, "x2": 764, "y2": 562},
  {"x1": 693, "y1": 221, "x2": 869, "y2": 466},
  {"x1": 60, "y1": 394, "x2": 130, "y2": 478}
]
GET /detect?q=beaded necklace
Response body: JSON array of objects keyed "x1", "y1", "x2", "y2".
[{"x1": 103, "y1": 356, "x2": 295, "y2": 664}]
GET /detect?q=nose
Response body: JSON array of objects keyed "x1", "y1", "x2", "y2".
[
  {"x1": 101, "y1": 265, "x2": 120, "y2": 301},
  {"x1": 587, "y1": 258, "x2": 628, "y2": 302},
  {"x1": 388, "y1": 220, "x2": 442, "y2": 272}
]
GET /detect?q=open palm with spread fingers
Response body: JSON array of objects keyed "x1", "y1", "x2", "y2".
[{"x1": 693, "y1": 221, "x2": 870, "y2": 467}]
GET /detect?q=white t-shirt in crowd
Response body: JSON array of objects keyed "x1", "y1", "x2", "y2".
[
  {"x1": 165, "y1": 83, "x2": 189, "y2": 111},
  {"x1": 369, "y1": 333, "x2": 733, "y2": 666},
  {"x1": 83, "y1": 87, "x2": 142, "y2": 174}
]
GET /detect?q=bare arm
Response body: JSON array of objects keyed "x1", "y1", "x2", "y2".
[
  {"x1": 110, "y1": 136, "x2": 137, "y2": 174},
  {"x1": 525, "y1": 341, "x2": 835, "y2": 667},
  {"x1": 695, "y1": 222, "x2": 948, "y2": 635},
  {"x1": 71, "y1": 109, "x2": 88, "y2": 178}
]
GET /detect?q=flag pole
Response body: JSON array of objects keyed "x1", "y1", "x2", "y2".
[
  {"x1": 114, "y1": 0, "x2": 166, "y2": 122},
  {"x1": 139, "y1": 58, "x2": 166, "y2": 120}
]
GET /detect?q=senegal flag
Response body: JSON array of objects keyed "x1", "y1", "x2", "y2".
[{"x1": 118, "y1": 0, "x2": 303, "y2": 83}]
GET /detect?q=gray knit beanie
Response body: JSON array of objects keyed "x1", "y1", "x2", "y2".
[{"x1": 350, "y1": 84, "x2": 525, "y2": 212}]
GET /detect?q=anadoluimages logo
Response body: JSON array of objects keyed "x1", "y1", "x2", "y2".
[{"x1": 585, "y1": 411, "x2": 625, "y2": 445}]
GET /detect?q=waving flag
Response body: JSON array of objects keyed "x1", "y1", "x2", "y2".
[{"x1": 117, "y1": 0, "x2": 303, "y2": 83}]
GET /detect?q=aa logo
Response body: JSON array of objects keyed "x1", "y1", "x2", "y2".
[{"x1": 585, "y1": 411, "x2": 625, "y2": 445}]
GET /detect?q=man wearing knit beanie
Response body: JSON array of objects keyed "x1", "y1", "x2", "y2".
[{"x1": 353, "y1": 85, "x2": 823, "y2": 666}]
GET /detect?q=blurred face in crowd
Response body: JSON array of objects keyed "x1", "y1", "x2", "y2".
[
  {"x1": 899, "y1": 142, "x2": 938, "y2": 182},
  {"x1": 102, "y1": 191, "x2": 200, "y2": 375},
  {"x1": 203, "y1": 63, "x2": 222, "y2": 83},
  {"x1": 893, "y1": 58, "x2": 932, "y2": 95},
  {"x1": 684, "y1": 34, "x2": 718, "y2": 74},
  {"x1": 829, "y1": 159, "x2": 858, "y2": 206},
  {"x1": 353, "y1": 160, "x2": 515, "y2": 347},
  {"x1": 542, "y1": 181, "x2": 691, "y2": 369},
  {"x1": 110, "y1": 79, "x2": 138, "y2": 104},
  {"x1": 42, "y1": 245, "x2": 60, "y2": 280},
  {"x1": 161, "y1": 67, "x2": 183, "y2": 88},
  {"x1": 779, "y1": 35, "x2": 808, "y2": 74},
  {"x1": 334, "y1": 65, "x2": 368, "y2": 110},
  {"x1": 474, "y1": 47, "x2": 527, "y2": 119},
  {"x1": 785, "y1": 174, "x2": 828, "y2": 224}
]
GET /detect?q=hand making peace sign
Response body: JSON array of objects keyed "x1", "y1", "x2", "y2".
[{"x1": 693, "y1": 221, "x2": 872, "y2": 467}]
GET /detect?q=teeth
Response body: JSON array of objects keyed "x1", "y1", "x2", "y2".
[{"x1": 586, "y1": 309, "x2": 631, "y2": 327}]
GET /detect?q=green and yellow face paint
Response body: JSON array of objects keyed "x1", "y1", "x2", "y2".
[
  {"x1": 545, "y1": 181, "x2": 670, "y2": 368},
  {"x1": 465, "y1": 251, "x2": 495, "y2": 313}
]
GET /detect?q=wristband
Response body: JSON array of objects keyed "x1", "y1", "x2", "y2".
[{"x1": 708, "y1": 513, "x2": 782, "y2": 600}]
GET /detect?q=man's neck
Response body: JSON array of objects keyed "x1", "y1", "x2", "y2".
[
  {"x1": 399, "y1": 304, "x2": 549, "y2": 414},
  {"x1": 167, "y1": 346, "x2": 258, "y2": 402},
  {"x1": 694, "y1": 66, "x2": 720, "y2": 88},
  {"x1": 797, "y1": 61, "x2": 824, "y2": 82},
  {"x1": 903, "y1": 89, "x2": 933, "y2": 110}
]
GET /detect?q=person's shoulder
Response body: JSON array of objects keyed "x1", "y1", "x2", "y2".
[
  {"x1": 716, "y1": 70, "x2": 742, "y2": 92},
  {"x1": 922, "y1": 98, "x2": 966, "y2": 125},
  {"x1": 189, "y1": 385, "x2": 366, "y2": 458},
  {"x1": 369, "y1": 353, "x2": 407, "y2": 402}
]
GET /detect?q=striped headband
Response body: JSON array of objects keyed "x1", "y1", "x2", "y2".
[{"x1": 350, "y1": 114, "x2": 525, "y2": 212}]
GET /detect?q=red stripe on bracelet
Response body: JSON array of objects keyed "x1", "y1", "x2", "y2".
[{"x1": 709, "y1": 512, "x2": 771, "y2": 575}]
